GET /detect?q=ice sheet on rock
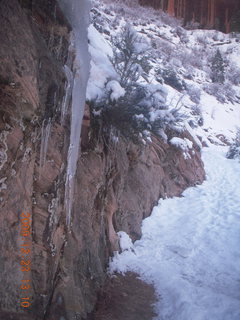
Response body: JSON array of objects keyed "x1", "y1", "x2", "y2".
[
  {"x1": 110, "y1": 146, "x2": 240, "y2": 320},
  {"x1": 61, "y1": 64, "x2": 73, "y2": 125},
  {"x1": 39, "y1": 119, "x2": 52, "y2": 169}
]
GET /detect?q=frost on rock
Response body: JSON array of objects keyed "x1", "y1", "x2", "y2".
[
  {"x1": 58, "y1": 0, "x2": 91, "y2": 226},
  {"x1": 0, "y1": 131, "x2": 9, "y2": 171},
  {"x1": 0, "y1": 177, "x2": 7, "y2": 191},
  {"x1": 48, "y1": 197, "x2": 59, "y2": 228},
  {"x1": 22, "y1": 148, "x2": 32, "y2": 163}
]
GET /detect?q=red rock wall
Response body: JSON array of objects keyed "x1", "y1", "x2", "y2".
[
  {"x1": 139, "y1": 0, "x2": 240, "y2": 32},
  {"x1": 0, "y1": 1, "x2": 205, "y2": 319}
]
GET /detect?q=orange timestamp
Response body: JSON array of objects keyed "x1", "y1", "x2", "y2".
[{"x1": 19, "y1": 212, "x2": 32, "y2": 308}]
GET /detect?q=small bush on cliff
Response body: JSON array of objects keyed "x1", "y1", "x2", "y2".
[
  {"x1": 89, "y1": 24, "x2": 186, "y2": 143},
  {"x1": 227, "y1": 129, "x2": 240, "y2": 160},
  {"x1": 90, "y1": 81, "x2": 177, "y2": 142}
]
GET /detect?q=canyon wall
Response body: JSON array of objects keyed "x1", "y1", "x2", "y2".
[
  {"x1": 0, "y1": 1, "x2": 205, "y2": 320},
  {"x1": 139, "y1": 0, "x2": 240, "y2": 33}
]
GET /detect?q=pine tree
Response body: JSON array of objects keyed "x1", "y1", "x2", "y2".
[
  {"x1": 210, "y1": 49, "x2": 226, "y2": 84},
  {"x1": 110, "y1": 24, "x2": 151, "y2": 88},
  {"x1": 227, "y1": 129, "x2": 240, "y2": 160}
]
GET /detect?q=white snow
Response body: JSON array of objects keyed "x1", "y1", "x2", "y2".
[
  {"x1": 88, "y1": 24, "x2": 113, "y2": 57},
  {"x1": 87, "y1": 24, "x2": 116, "y2": 101},
  {"x1": 117, "y1": 231, "x2": 134, "y2": 252},
  {"x1": 170, "y1": 137, "x2": 193, "y2": 151},
  {"x1": 110, "y1": 146, "x2": 240, "y2": 320},
  {"x1": 170, "y1": 137, "x2": 193, "y2": 159},
  {"x1": 184, "y1": 121, "x2": 204, "y2": 149},
  {"x1": 200, "y1": 93, "x2": 240, "y2": 142},
  {"x1": 106, "y1": 80, "x2": 125, "y2": 101}
]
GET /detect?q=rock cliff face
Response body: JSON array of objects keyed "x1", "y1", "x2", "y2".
[
  {"x1": 0, "y1": 1, "x2": 205, "y2": 320},
  {"x1": 139, "y1": 0, "x2": 240, "y2": 33}
]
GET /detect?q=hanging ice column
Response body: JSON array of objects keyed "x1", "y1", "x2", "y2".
[
  {"x1": 58, "y1": 0, "x2": 91, "y2": 226},
  {"x1": 40, "y1": 119, "x2": 52, "y2": 169}
]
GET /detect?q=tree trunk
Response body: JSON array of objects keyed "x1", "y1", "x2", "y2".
[
  {"x1": 225, "y1": 8, "x2": 230, "y2": 33},
  {"x1": 167, "y1": 0, "x2": 175, "y2": 16}
]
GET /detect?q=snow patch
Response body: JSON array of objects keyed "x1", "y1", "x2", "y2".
[
  {"x1": 87, "y1": 24, "x2": 116, "y2": 101},
  {"x1": 170, "y1": 137, "x2": 193, "y2": 159},
  {"x1": 117, "y1": 231, "x2": 134, "y2": 252},
  {"x1": 106, "y1": 80, "x2": 125, "y2": 101}
]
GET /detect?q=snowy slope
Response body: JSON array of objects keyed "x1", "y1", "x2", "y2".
[
  {"x1": 87, "y1": 2, "x2": 240, "y2": 319},
  {"x1": 88, "y1": 0, "x2": 240, "y2": 145},
  {"x1": 110, "y1": 146, "x2": 240, "y2": 320}
]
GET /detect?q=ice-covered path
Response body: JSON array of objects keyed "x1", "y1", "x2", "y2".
[{"x1": 110, "y1": 146, "x2": 240, "y2": 320}]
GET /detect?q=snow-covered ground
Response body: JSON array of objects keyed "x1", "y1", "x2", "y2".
[{"x1": 110, "y1": 146, "x2": 240, "y2": 320}]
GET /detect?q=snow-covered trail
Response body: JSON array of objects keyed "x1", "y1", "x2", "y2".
[{"x1": 110, "y1": 146, "x2": 240, "y2": 320}]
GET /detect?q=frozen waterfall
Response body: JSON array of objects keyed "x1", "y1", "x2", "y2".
[{"x1": 58, "y1": 0, "x2": 91, "y2": 226}]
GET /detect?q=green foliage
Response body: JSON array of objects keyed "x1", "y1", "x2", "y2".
[
  {"x1": 110, "y1": 24, "x2": 151, "y2": 87},
  {"x1": 157, "y1": 67, "x2": 186, "y2": 91},
  {"x1": 91, "y1": 83, "x2": 169, "y2": 142},
  {"x1": 227, "y1": 129, "x2": 240, "y2": 160},
  {"x1": 210, "y1": 49, "x2": 226, "y2": 84},
  {"x1": 91, "y1": 85, "x2": 149, "y2": 141}
]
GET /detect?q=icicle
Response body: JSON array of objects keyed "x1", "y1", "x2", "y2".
[
  {"x1": 39, "y1": 119, "x2": 52, "y2": 169},
  {"x1": 58, "y1": 0, "x2": 91, "y2": 227},
  {"x1": 61, "y1": 64, "x2": 73, "y2": 125}
]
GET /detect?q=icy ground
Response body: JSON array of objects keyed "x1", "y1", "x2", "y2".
[{"x1": 110, "y1": 146, "x2": 240, "y2": 320}]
